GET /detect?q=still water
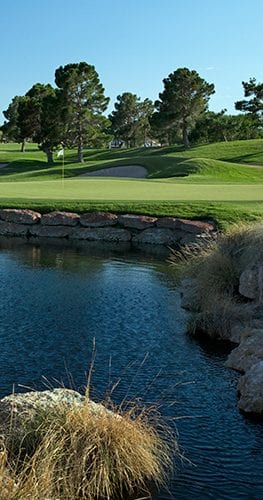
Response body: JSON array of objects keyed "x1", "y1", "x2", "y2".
[{"x1": 0, "y1": 238, "x2": 262, "y2": 499}]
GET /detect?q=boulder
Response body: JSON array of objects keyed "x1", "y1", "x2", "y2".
[
  {"x1": 156, "y1": 217, "x2": 215, "y2": 234},
  {"x1": 229, "y1": 325, "x2": 249, "y2": 344},
  {"x1": 0, "y1": 209, "x2": 41, "y2": 224},
  {"x1": 238, "y1": 361, "x2": 263, "y2": 415},
  {"x1": 239, "y1": 266, "x2": 263, "y2": 303},
  {"x1": 29, "y1": 225, "x2": 73, "y2": 238},
  {"x1": 179, "y1": 233, "x2": 209, "y2": 246},
  {"x1": 70, "y1": 227, "x2": 131, "y2": 242},
  {"x1": 176, "y1": 218, "x2": 215, "y2": 234},
  {"x1": 0, "y1": 221, "x2": 29, "y2": 237},
  {"x1": 80, "y1": 212, "x2": 118, "y2": 227},
  {"x1": 132, "y1": 228, "x2": 183, "y2": 245},
  {"x1": 0, "y1": 389, "x2": 115, "y2": 442},
  {"x1": 229, "y1": 306, "x2": 263, "y2": 343},
  {"x1": 156, "y1": 217, "x2": 180, "y2": 229},
  {"x1": 41, "y1": 211, "x2": 79, "y2": 226},
  {"x1": 225, "y1": 329, "x2": 263, "y2": 372},
  {"x1": 118, "y1": 214, "x2": 157, "y2": 230}
]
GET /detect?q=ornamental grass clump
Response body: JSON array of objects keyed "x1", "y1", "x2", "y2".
[
  {"x1": 0, "y1": 396, "x2": 174, "y2": 499},
  {"x1": 170, "y1": 222, "x2": 263, "y2": 337}
]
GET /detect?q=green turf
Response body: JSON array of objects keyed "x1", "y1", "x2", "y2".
[
  {"x1": 0, "y1": 140, "x2": 262, "y2": 228},
  {"x1": 0, "y1": 178, "x2": 262, "y2": 201},
  {"x1": 1, "y1": 139, "x2": 263, "y2": 181}
]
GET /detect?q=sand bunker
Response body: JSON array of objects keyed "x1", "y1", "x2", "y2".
[{"x1": 79, "y1": 165, "x2": 148, "y2": 178}]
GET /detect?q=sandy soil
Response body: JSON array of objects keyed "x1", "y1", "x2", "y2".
[{"x1": 79, "y1": 165, "x2": 148, "y2": 178}]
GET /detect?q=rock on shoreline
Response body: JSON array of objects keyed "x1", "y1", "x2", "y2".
[
  {"x1": 238, "y1": 362, "x2": 263, "y2": 415},
  {"x1": 0, "y1": 388, "x2": 116, "y2": 445},
  {"x1": 180, "y1": 263, "x2": 263, "y2": 417}
]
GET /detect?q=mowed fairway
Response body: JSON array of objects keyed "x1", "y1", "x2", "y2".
[
  {"x1": 0, "y1": 140, "x2": 263, "y2": 226},
  {"x1": 0, "y1": 177, "x2": 262, "y2": 202}
]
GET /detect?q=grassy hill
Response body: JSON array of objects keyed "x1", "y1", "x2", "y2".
[{"x1": 0, "y1": 140, "x2": 262, "y2": 228}]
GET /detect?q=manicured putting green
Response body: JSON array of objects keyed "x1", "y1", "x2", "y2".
[{"x1": 0, "y1": 178, "x2": 262, "y2": 202}]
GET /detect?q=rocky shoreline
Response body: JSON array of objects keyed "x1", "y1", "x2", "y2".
[
  {"x1": 180, "y1": 263, "x2": 263, "y2": 417},
  {"x1": 0, "y1": 208, "x2": 215, "y2": 247}
]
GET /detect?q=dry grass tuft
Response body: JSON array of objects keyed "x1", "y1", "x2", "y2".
[
  {"x1": 170, "y1": 222, "x2": 263, "y2": 336},
  {"x1": 0, "y1": 398, "x2": 174, "y2": 499},
  {"x1": 187, "y1": 296, "x2": 257, "y2": 339}
]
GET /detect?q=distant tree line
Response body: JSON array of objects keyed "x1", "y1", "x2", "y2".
[{"x1": 1, "y1": 63, "x2": 262, "y2": 163}]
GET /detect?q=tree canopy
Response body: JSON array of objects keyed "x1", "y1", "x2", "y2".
[
  {"x1": 2, "y1": 62, "x2": 263, "y2": 156},
  {"x1": 109, "y1": 93, "x2": 154, "y2": 147},
  {"x1": 55, "y1": 62, "x2": 110, "y2": 162},
  {"x1": 189, "y1": 110, "x2": 262, "y2": 144},
  {"x1": 17, "y1": 83, "x2": 62, "y2": 163},
  {"x1": 2, "y1": 96, "x2": 28, "y2": 150},
  {"x1": 235, "y1": 78, "x2": 263, "y2": 121},
  {"x1": 155, "y1": 67, "x2": 215, "y2": 147}
]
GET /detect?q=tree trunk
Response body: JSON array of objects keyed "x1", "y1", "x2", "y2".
[
  {"x1": 20, "y1": 140, "x2": 26, "y2": 152},
  {"x1": 78, "y1": 136, "x2": 84, "y2": 163},
  {"x1": 182, "y1": 125, "x2": 190, "y2": 148},
  {"x1": 45, "y1": 149, "x2": 53, "y2": 165},
  {"x1": 144, "y1": 127, "x2": 147, "y2": 146}
]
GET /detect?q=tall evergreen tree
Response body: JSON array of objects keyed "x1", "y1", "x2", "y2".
[
  {"x1": 17, "y1": 83, "x2": 63, "y2": 164},
  {"x1": 109, "y1": 93, "x2": 154, "y2": 147},
  {"x1": 109, "y1": 92, "x2": 138, "y2": 147},
  {"x1": 137, "y1": 98, "x2": 155, "y2": 144},
  {"x1": 2, "y1": 95, "x2": 28, "y2": 151},
  {"x1": 235, "y1": 78, "x2": 263, "y2": 121},
  {"x1": 55, "y1": 62, "x2": 109, "y2": 162},
  {"x1": 155, "y1": 68, "x2": 215, "y2": 147}
]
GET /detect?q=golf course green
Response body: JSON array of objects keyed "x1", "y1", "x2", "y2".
[{"x1": 0, "y1": 139, "x2": 262, "y2": 228}]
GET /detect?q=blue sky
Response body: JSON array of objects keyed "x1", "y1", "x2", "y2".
[{"x1": 1, "y1": 0, "x2": 262, "y2": 123}]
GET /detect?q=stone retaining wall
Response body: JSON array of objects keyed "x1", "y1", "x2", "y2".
[{"x1": 0, "y1": 209, "x2": 216, "y2": 246}]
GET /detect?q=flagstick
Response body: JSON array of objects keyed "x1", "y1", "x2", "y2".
[
  {"x1": 62, "y1": 152, "x2": 64, "y2": 188},
  {"x1": 57, "y1": 147, "x2": 65, "y2": 187}
]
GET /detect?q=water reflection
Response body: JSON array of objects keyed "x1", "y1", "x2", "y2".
[{"x1": 0, "y1": 238, "x2": 262, "y2": 499}]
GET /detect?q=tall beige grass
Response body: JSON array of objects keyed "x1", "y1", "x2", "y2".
[
  {"x1": 0, "y1": 398, "x2": 175, "y2": 499},
  {"x1": 170, "y1": 222, "x2": 263, "y2": 337}
]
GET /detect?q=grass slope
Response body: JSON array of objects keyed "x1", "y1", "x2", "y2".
[
  {"x1": 0, "y1": 140, "x2": 262, "y2": 228},
  {"x1": 1, "y1": 139, "x2": 263, "y2": 181}
]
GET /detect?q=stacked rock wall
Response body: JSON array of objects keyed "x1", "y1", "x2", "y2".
[{"x1": 0, "y1": 209, "x2": 216, "y2": 246}]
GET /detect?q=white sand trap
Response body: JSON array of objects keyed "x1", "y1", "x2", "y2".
[
  {"x1": 80, "y1": 165, "x2": 148, "y2": 178},
  {"x1": 0, "y1": 163, "x2": 8, "y2": 169}
]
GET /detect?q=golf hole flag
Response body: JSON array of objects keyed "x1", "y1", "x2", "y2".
[{"x1": 57, "y1": 148, "x2": 64, "y2": 157}]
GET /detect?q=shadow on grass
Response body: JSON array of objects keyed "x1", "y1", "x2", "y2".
[
  {"x1": 0, "y1": 160, "x2": 49, "y2": 176},
  {"x1": 220, "y1": 152, "x2": 263, "y2": 165},
  {"x1": 0, "y1": 147, "x2": 40, "y2": 154},
  {"x1": 65, "y1": 144, "x2": 186, "y2": 163}
]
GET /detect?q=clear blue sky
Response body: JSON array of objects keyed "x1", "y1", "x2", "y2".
[{"x1": 1, "y1": 0, "x2": 262, "y2": 123}]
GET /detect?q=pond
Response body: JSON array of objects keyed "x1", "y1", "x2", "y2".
[{"x1": 0, "y1": 238, "x2": 262, "y2": 499}]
